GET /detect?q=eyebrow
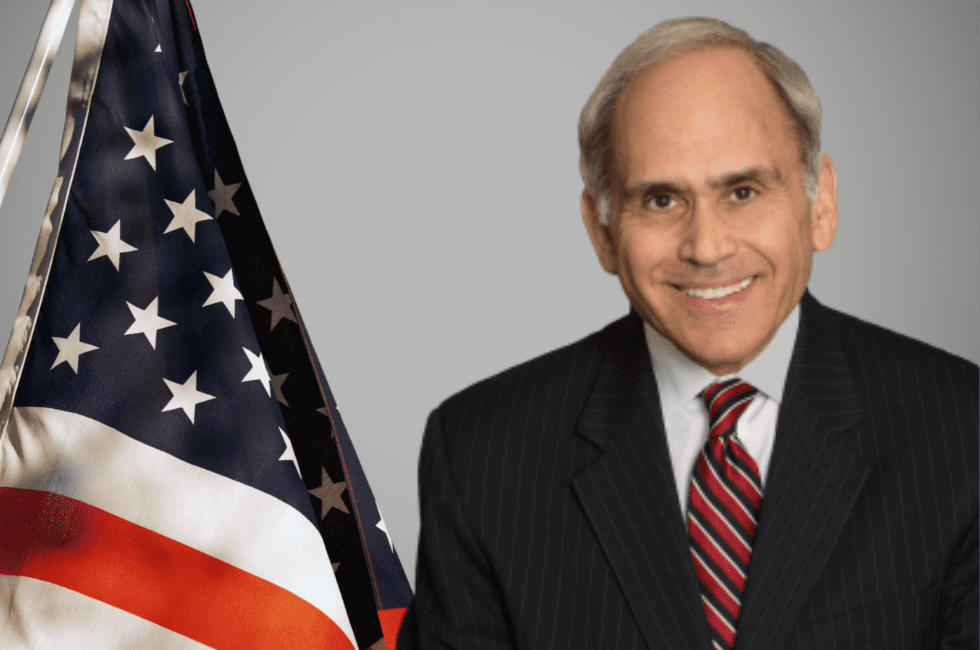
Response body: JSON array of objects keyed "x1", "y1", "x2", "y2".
[{"x1": 624, "y1": 165, "x2": 785, "y2": 198}]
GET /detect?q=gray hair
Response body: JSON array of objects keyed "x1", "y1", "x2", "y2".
[{"x1": 578, "y1": 17, "x2": 823, "y2": 224}]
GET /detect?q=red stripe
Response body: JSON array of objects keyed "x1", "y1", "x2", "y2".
[
  {"x1": 697, "y1": 455, "x2": 755, "y2": 535},
  {"x1": 702, "y1": 599, "x2": 736, "y2": 646},
  {"x1": 380, "y1": 607, "x2": 408, "y2": 649},
  {"x1": 0, "y1": 487, "x2": 353, "y2": 650},
  {"x1": 691, "y1": 552, "x2": 740, "y2": 617},
  {"x1": 728, "y1": 441, "x2": 761, "y2": 482},
  {"x1": 184, "y1": 0, "x2": 197, "y2": 31},
  {"x1": 710, "y1": 400, "x2": 751, "y2": 438},
  {"x1": 725, "y1": 462, "x2": 762, "y2": 509},
  {"x1": 688, "y1": 514, "x2": 745, "y2": 590},
  {"x1": 703, "y1": 382, "x2": 725, "y2": 402},
  {"x1": 708, "y1": 383, "x2": 753, "y2": 416},
  {"x1": 705, "y1": 437, "x2": 723, "y2": 465},
  {"x1": 690, "y1": 486, "x2": 751, "y2": 563}
]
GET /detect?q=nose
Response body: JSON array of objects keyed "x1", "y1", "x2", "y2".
[{"x1": 677, "y1": 200, "x2": 737, "y2": 266}]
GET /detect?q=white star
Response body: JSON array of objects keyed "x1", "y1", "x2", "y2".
[
  {"x1": 51, "y1": 323, "x2": 98, "y2": 373},
  {"x1": 123, "y1": 115, "x2": 172, "y2": 170},
  {"x1": 202, "y1": 269, "x2": 243, "y2": 317},
  {"x1": 162, "y1": 371, "x2": 214, "y2": 424},
  {"x1": 154, "y1": 44, "x2": 162, "y2": 53},
  {"x1": 178, "y1": 70, "x2": 188, "y2": 105},
  {"x1": 377, "y1": 511, "x2": 394, "y2": 552},
  {"x1": 209, "y1": 170, "x2": 241, "y2": 217},
  {"x1": 278, "y1": 427, "x2": 302, "y2": 478},
  {"x1": 88, "y1": 220, "x2": 137, "y2": 271},
  {"x1": 124, "y1": 297, "x2": 176, "y2": 349},
  {"x1": 308, "y1": 466, "x2": 349, "y2": 519},
  {"x1": 164, "y1": 189, "x2": 212, "y2": 242},
  {"x1": 271, "y1": 372, "x2": 289, "y2": 406},
  {"x1": 242, "y1": 347, "x2": 271, "y2": 396},
  {"x1": 257, "y1": 279, "x2": 297, "y2": 331}
]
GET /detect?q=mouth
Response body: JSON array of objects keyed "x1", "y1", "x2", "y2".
[{"x1": 676, "y1": 276, "x2": 755, "y2": 300}]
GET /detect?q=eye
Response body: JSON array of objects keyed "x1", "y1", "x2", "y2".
[
  {"x1": 647, "y1": 194, "x2": 676, "y2": 210},
  {"x1": 731, "y1": 186, "x2": 755, "y2": 202}
]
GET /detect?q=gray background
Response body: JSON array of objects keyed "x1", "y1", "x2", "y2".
[{"x1": 1, "y1": 0, "x2": 977, "y2": 584}]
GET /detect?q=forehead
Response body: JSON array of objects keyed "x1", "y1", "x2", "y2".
[{"x1": 611, "y1": 46, "x2": 800, "y2": 182}]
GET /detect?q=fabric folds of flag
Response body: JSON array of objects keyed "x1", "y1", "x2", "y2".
[{"x1": 0, "y1": 0, "x2": 412, "y2": 648}]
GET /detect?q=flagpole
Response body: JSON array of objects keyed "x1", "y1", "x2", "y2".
[{"x1": 0, "y1": 0, "x2": 77, "y2": 215}]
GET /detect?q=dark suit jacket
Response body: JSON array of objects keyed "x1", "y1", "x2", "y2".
[{"x1": 400, "y1": 292, "x2": 979, "y2": 649}]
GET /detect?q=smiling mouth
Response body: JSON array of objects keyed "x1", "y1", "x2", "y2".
[{"x1": 677, "y1": 276, "x2": 755, "y2": 300}]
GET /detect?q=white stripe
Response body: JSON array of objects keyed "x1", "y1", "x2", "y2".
[
  {"x1": 0, "y1": 576, "x2": 210, "y2": 650},
  {"x1": 693, "y1": 478, "x2": 752, "y2": 552},
  {"x1": 728, "y1": 440, "x2": 763, "y2": 497},
  {"x1": 729, "y1": 457, "x2": 762, "y2": 499},
  {"x1": 689, "y1": 514, "x2": 746, "y2": 580},
  {"x1": 0, "y1": 406, "x2": 356, "y2": 646},
  {"x1": 702, "y1": 595, "x2": 736, "y2": 634},
  {"x1": 711, "y1": 394, "x2": 754, "y2": 432},
  {"x1": 706, "y1": 381, "x2": 747, "y2": 411},
  {"x1": 701, "y1": 451, "x2": 757, "y2": 525},
  {"x1": 691, "y1": 546, "x2": 741, "y2": 606},
  {"x1": 712, "y1": 640, "x2": 726, "y2": 650}
]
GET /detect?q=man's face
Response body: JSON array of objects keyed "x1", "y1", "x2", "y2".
[{"x1": 583, "y1": 46, "x2": 838, "y2": 376}]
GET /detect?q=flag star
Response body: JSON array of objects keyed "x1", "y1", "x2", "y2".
[
  {"x1": 308, "y1": 467, "x2": 349, "y2": 519},
  {"x1": 51, "y1": 323, "x2": 98, "y2": 373},
  {"x1": 202, "y1": 269, "x2": 243, "y2": 317},
  {"x1": 279, "y1": 427, "x2": 302, "y2": 478},
  {"x1": 242, "y1": 347, "x2": 271, "y2": 396},
  {"x1": 209, "y1": 170, "x2": 241, "y2": 217},
  {"x1": 271, "y1": 372, "x2": 289, "y2": 406},
  {"x1": 377, "y1": 512, "x2": 394, "y2": 552},
  {"x1": 123, "y1": 115, "x2": 172, "y2": 170},
  {"x1": 88, "y1": 220, "x2": 137, "y2": 271},
  {"x1": 162, "y1": 371, "x2": 214, "y2": 424},
  {"x1": 178, "y1": 70, "x2": 188, "y2": 105},
  {"x1": 154, "y1": 44, "x2": 162, "y2": 53},
  {"x1": 257, "y1": 279, "x2": 297, "y2": 331},
  {"x1": 164, "y1": 189, "x2": 212, "y2": 242},
  {"x1": 124, "y1": 297, "x2": 176, "y2": 349}
]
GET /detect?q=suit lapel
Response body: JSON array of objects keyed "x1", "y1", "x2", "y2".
[
  {"x1": 736, "y1": 292, "x2": 869, "y2": 650},
  {"x1": 571, "y1": 314, "x2": 709, "y2": 650}
]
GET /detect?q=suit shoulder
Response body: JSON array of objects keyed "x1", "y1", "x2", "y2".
[
  {"x1": 831, "y1": 304, "x2": 979, "y2": 402},
  {"x1": 432, "y1": 314, "x2": 630, "y2": 438}
]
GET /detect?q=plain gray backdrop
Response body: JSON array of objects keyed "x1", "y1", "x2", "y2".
[{"x1": 1, "y1": 0, "x2": 977, "y2": 585}]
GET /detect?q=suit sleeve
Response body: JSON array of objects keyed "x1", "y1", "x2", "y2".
[
  {"x1": 937, "y1": 505, "x2": 978, "y2": 650},
  {"x1": 938, "y1": 360, "x2": 980, "y2": 650},
  {"x1": 409, "y1": 408, "x2": 517, "y2": 650}
]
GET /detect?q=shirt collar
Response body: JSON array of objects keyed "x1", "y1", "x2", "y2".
[{"x1": 643, "y1": 303, "x2": 800, "y2": 414}]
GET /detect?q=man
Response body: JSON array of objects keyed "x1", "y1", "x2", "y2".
[{"x1": 399, "y1": 17, "x2": 978, "y2": 650}]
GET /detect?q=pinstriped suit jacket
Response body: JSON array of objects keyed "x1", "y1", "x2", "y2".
[{"x1": 401, "y1": 292, "x2": 979, "y2": 649}]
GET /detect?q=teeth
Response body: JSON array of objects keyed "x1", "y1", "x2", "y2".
[{"x1": 683, "y1": 277, "x2": 753, "y2": 300}]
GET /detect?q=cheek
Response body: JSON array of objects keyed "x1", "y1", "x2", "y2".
[
  {"x1": 617, "y1": 226, "x2": 673, "y2": 272},
  {"x1": 750, "y1": 201, "x2": 813, "y2": 269}
]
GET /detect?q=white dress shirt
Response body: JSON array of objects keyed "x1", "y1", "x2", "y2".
[{"x1": 643, "y1": 305, "x2": 800, "y2": 519}]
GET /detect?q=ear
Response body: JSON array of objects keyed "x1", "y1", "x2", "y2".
[
  {"x1": 810, "y1": 153, "x2": 838, "y2": 252},
  {"x1": 581, "y1": 190, "x2": 618, "y2": 274}
]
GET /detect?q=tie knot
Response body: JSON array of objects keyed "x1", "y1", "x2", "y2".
[{"x1": 703, "y1": 378, "x2": 758, "y2": 440}]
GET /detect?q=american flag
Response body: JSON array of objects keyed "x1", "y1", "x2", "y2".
[{"x1": 0, "y1": 0, "x2": 412, "y2": 647}]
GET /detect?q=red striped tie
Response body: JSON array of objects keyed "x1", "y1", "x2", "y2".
[{"x1": 688, "y1": 378, "x2": 762, "y2": 650}]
